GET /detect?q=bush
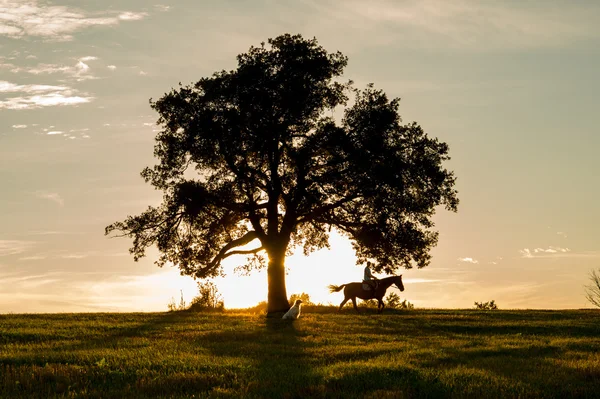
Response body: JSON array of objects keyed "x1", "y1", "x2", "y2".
[
  {"x1": 289, "y1": 292, "x2": 314, "y2": 306},
  {"x1": 167, "y1": 290, "x2": 187, "y2": 312},
  {"x1": 189, "y1": 281, "x2": 225, "y2": 312},
  {"x1": 384, "y1": 292, "x2": 414, "y2": 309},
  {"x1": 474, "y1": 300, "x2": 498, "y2": 310},
  {"x1": 246, "y1": 300, "x2": 268, "y2": 314},
  {"x1": 585, "y1": 269, "x2": 600, "y2": 308}
]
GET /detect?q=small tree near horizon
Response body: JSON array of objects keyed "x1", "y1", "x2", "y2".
[
  {"x1": 190, "y1": 281, "x2": 225, "y2": 311},
  {"x1": 585, "y1": 269, "x2": 600, "y2": 308},
  {"x1": 289, "y1": 292, "x2": 314, "y2": 306},
  {"x1": 474, "y1": 300, "x2": 498, "y2": 310},
  {"x1": 105, "y1": 33, "x2": 459, "y2": 314}
]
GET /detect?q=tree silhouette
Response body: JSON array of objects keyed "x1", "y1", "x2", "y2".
[
  {"x1": 105, "y1": 34, "x2": 459, "y2": 313},
  {"x1": 585, "y1": 269, "x2": 600, "y2": 308}
]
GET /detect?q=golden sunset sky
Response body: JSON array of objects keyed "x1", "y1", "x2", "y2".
[{"x1": 1, "y1": 0, "x2": 599, "y2": 312}]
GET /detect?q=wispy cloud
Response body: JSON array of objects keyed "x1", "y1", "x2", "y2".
[
  {"x1": 403, "y1": 278, "x2": 442, "y2": 284},
  {"x1": 0, "y1": 1, "x2": 148, "y2": 41},
  {"x1": 520, "y1": 248, "x2": 533, "y2": 258},
  {"x1": 303, "y1": 0, "x2": 600, "y2": 50},
  {"x1": 11, "y1": 124, "x2": 26, "y2": 128},
  {"x1": 518, "y1": 247, "x2": 598, "y2": 259},
  {"x1": 25, "y1": 230, "x2": 74, "y2": 236},
  {"x1": 457, "y1": 257, "x2": 479, "y2": 264},
  {"x1": 34, "y1": 191, "x2": 64, "y2": 206},
  {"x1": 0, "y1": 240, "x2": 33, "y2": 256},
  {"x1": 118, "y1": 12, "x2": 147, "y2": 21},
  {"x1": 18, "y1": 255, "x2": 46, "y2": 261},
  {"x1": 21, "y1": 56, "x2": 99, "y2": 81},
  {"x1": 0, "y1": 80, "x2": 92, "y2": 109},
  {"x1": 107, "y1": 65, "x2": 116, "y2": 71},
  {"x1": 154, "y1": 5, "x2": 171, "y2": 12},
  {"x1": 533, "y1": 247, "x2": 570, "y2": 254}
]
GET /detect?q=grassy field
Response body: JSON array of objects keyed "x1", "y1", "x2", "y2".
[{"x1": 1, "y1": 308, "x2": 599, "y2": 398}]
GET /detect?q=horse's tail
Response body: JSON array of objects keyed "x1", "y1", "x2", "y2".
[{"x1": 328, "y1": 284, "x2": 347, "y2": 293}]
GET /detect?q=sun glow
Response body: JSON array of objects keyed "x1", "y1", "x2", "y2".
[{"x1": 154, "y1": 231, "x2": 363, "y2": 310}]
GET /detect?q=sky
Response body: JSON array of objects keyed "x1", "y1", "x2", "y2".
[{"x1": 1, "y1": 0, "x2": 599, "y2": 313}]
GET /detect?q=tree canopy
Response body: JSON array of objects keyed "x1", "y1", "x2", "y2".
[{"x1": 106, "y1": 33, "x2": 459, "y2": 313}]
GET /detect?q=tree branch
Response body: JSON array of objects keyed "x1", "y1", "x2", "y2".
[
  {"x1": 297, "y1": 194, "x2": 361, "y2": 223},
  {"x1": 222, "y1": 247, "x2": 265, "y2": 259},
  {"x1": 207, "y1": 230, "x2": 260, "y2": 270}
]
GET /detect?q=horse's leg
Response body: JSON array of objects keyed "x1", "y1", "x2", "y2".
[
  {"x1": 377, "y1": 298, "x2": 385, "y2": 314},
  {"x1": 351, "y1": 297, "x2": 359, "y2": 313},
  {"x1": 338, "y1": 296, "x2": 350, "y2": 311}
]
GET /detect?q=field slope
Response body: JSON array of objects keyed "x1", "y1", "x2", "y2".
[{"x1": 1, "y1": 308, "x2": 599, "y2": 398}]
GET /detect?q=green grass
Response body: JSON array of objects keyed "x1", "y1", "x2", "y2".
[{"x1": 1, "y1": 308, "x2": 599, "y2": 398}]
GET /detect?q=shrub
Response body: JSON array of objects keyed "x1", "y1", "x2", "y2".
[
  {"x1": 359, "y1": 299, "x2": 378, "y2": 308},
  {"x1": 289, "y1": 292, "x2": 314, "y2": 306},
  {"x1": 189, "y1": 281, "x2": 225, "y2": 312},
  {"x1": 398, "y1": 299, "x2": 414, "y2": 310},
  {"x1": 585, "y1": 269, "x2": 600, "y2": 308},
  {"x1": 246, "y1": 300, "x2": 268, "y2": 314},
  {"x1": 167, "y1": 290, "x2": 187, "y2": 312},
  {"x1": 474, "y1": 300, "x2": 498, "y2": 310},
  {"x1": 385, "y1": 292, "x2": 414, "y2": 309}
]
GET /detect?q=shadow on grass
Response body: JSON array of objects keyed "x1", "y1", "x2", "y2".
[
  {"x1": 1, "y1": 311, "x2": 187, "y2": 366},
  {"x1": 190, "y1": 316, "x2": 327, "y2": 398}
]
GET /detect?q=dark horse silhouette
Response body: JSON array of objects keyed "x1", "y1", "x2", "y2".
[{"x1": 328, "y1": 275, "x2": 405, "y2": 313}]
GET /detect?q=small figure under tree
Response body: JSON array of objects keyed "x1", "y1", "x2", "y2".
[{"x1": 105, "y1": 33, "x2": 459, "y2": 314}]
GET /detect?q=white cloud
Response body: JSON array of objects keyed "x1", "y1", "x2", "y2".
[
  {"x1": 0, "y1": 240, "x2": 33, "y2": 256},
  {"x1": 11, "y1": 124, "x2": 26, "y2": 128},
  {"x1": 24, "y1": 56, "x2": 99, "y2": 81},
  {"x1": 25, "y1": 64, "x2": 72, "y2": 75},
  {"x1": 533, "y1": 246, "x2": 570, "y2": 254},
  {"x1": 107, "y1": 65, "x2": 117, "y2": 70},
  {"x1": 0, "y1": 1, "x2": 148, "y2": 41},
  {"x1": 518, "y1": 246, "x2": 593, "y2": 259},
  {"x1": 154, "y1": 5, "x2": 171, "y2": 12},
  {"x1": 75, "y1": 60, "x2": 89, "y2": 72},
  {"x1": 557, "y1": 231, "x2": 568, "y2": 238},
  {"x1": 46, "y1": 131, "x2": 62, "y2": 135},
  {"x1": 118, "y1": 12, "x2": 148, "y2": 21},
  {"x1": 0, "y1": 80, "x2": 92, "y2": 109},
  {"x1": 139, "y1": 70, "x2": 147, "y2": 76},
  {"x1": 520, "y1": 248, "x2": 533, "y2": 258},
  {"x1": 457, "y1": 257, "x2": 479, "y2": 264},
  {"x1": 34, "y1": 191, "x2": 64, "y2": 206}
]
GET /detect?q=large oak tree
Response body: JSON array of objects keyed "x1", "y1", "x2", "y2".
[{"x1": 106, "y1": 34, "x2": 459, "y2": 313}]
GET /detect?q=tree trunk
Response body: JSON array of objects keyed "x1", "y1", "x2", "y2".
[{"x1": 266, "y1": 244, "x2": 290, "y2": 314}]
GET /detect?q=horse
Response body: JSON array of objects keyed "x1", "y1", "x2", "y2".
[{"x1": 328, "y1": 275, "x2": 405, "y2": 313}]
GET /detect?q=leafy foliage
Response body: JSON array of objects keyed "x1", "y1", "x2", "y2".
[
  {"x1": 189, "y1": 281, "x2": 225, "y2": 311},
  {"x1": 385, "y1": 292, "x2": 414, "y2": 309},
  {"x1": 105, "y1": 33, "x2": 459, "y2": 312},
  {"x1": 289, "y1": 292, "x2": 314, "y2": 306},
  {"x1": 474, "y1": 300, "x2": 498, "y2": 310},
  {"x1": 584, "y1": 269, "x2": 600, "y2": 308},
  {"x1": 167, "y1": 290, "x2": 187, "y2": 312}
]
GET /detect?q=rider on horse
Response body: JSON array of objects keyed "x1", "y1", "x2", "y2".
[{"x1": 363, "y1": 262, "x2": 378, "y2": 296}]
